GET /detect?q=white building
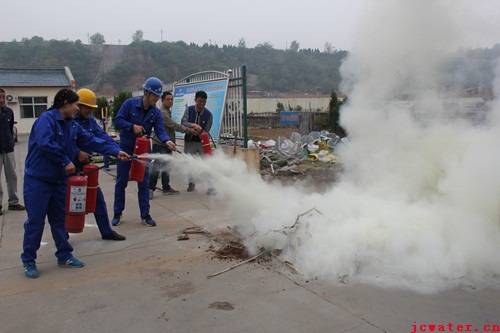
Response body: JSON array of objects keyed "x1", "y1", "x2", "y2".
[{"x1": 0, "y1": 67, "x2": 75, "y2": 133}]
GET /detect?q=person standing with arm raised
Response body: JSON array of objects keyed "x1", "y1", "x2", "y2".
[
  {"x1": 112, "y1": 77, "x2": 176, "y2": 228},
  {"x1": 181, "y1": 90, "x2": 214, "y2": 194},
  {"x1": 149, "y1": 91, "x2": 197, "y2": 199}
]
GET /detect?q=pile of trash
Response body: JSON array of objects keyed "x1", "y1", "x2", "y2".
[{"x1": 249, "y1": 130, "x2": 347, "y2": 175}]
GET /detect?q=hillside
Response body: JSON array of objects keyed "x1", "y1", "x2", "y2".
[
  {"x1": 0, "y1": 37, "x2": 346, "y2": 95},
  {"x1": 1, "y1": 37, "x2": 499, "y2": 96},
  {"x1": 98, "y1": 41, "x2": 347, "y2": 95}
]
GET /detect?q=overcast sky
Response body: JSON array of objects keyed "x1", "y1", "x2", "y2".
[{"x1": 0, "y1": 0, "x2": 498, "y2": 50}]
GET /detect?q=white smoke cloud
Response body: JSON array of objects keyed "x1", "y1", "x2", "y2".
[{"x1": 151, "y1": 0, "x2": 500, "y2": 293}]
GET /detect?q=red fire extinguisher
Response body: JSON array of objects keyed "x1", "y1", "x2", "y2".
[
  {"x1": 65, "y1": 175, "x2": 88, "y2": 233},
  {"x1": 200, "y1": 132, "x2": 213, "y2": 155},
  {"x1": 83, "y1": 164, "x2": 99, "y2": 213},
  {"x1": 129, "y1": 137, "x2": 150, "y2": 182}
]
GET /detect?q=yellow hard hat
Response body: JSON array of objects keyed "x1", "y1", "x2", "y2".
[{"x1": 77, "y1": 88, "x2": 98, "y2": 108}]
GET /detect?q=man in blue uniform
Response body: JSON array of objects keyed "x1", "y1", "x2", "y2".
[
  {"x1": 21, "y1": 89, "x2": 130, "y2": 279},
  {"x1": 112, "y1": 77, "x2": 176, "y2": 227},
  {"x1": 181, "y1": 91, "x2": 214, "y2": 194},
  {"x1": 74, "y1": 88, "x2": 126, "y2": 241}
]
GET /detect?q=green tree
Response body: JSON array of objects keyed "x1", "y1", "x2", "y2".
[
  {"x1": 324, "y1": 42, "x2": 334, "y2": 54},
  {"x1": 328, "y1": 90, "x2": 346, "y2": 137},
  {"x1": 289, "y1": 40, "x2": 300, "y2": 52},
  {"x1": 90, "y1": 33, "x2": 105, "y2": 45},
  {"x1": 276, "y1": 102, "x2": 285, "y2": 112},
  {"x1": 256, "y1": 42, "x2": 273, "y2": 50},
  {"x1": 111, "y1": 91, "x2": 133, "y2": 127},
  {"x1": 238, "y1": 38, "x2": 246, "y2": 48},
  {"x1": 132, "y1": 30, "x2": 144, "y2": 43},
  {"x1": 30, "y1": 36, "x2": 44, "y2": 44}
]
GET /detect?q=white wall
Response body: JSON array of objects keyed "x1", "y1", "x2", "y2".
[
  {"x1": 247, "y1": 97, "x2": 331, "y2": 114},
  {"x1": 4, "y1": 87, "x2": 63, "y2": 133}
]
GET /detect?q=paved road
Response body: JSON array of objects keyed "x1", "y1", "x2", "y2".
[{"x1": 0, "y1": 136, "x2": 498, "y2": 333}]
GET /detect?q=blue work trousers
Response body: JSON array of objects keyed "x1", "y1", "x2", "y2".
[
  {"x1": 93, "y1": 187, "x2": 113, "y2": 237},
  {"x1": 21, "y1": 175, "x2": 73, "y2": 263},
  {"x1": 113, "y1": 160, "x2": 150, "y2": 218}
]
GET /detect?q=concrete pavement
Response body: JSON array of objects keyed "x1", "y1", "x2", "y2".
[{"x1": 0, "y1": 135, "x2": 498, "y2": 333}]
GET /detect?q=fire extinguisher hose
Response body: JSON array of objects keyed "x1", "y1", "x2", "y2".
[
  {"x1": 79, "y1": 156, "x2": 142, "y2": 175},
  {"x1": 149, "y1": 134, "x2": 217, "y2": 151}
]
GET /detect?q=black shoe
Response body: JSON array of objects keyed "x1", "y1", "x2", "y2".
[
  {"x1": 163, "y1": 188, "x2": 180, "y2": 195},
  {"x1": 8, "y1": 204, "x2": 25, "y2": 211},
  {"x1": 102, "y1": 230, "x2": 126, "y2": 241},
  {"x1": 187, "y1": 183, "x2": 195, "y2": 192}
]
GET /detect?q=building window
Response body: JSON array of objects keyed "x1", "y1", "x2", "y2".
[{"x1": 19, "y1": 97, "x2": 48, "y2": 119}]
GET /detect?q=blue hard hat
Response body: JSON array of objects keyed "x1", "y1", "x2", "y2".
[{"x1": 143, "y1": 77, "x2": 163, "y2": 96}]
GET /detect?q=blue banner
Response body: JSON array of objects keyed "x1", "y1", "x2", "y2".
[
  {"x1": 171, "y1": 79, "x2": 229, "y2": 140},
  {"x1": 280, "y1": 111, "x2": 300, "y2": 125}
]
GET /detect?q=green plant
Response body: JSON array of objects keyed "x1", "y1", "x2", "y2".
[
  {"x1": 328, "y1": 90, "x2": 347, "y2": 137},
  {"x1": 110, "y1": 91, "x2": 133, "y2": 127}
]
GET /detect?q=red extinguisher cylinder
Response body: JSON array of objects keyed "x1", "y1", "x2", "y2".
[
  {"x1": 200, "y1": 132, "x2": 213, "y2": 155},
  {"x1": 83, "y1": 164, "x2": 99, "y2": 213},
  {"x1": 129, "y1": 137, "x2": 150, "y2": 182},
  {"x1": 65, "y1": 175, "x2": 88, "y2": 233}
]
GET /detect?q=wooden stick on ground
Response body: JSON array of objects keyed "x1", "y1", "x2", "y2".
[
  {"x1": 270, "y1": 251, "x2": 303, "y2": 274},
  {"x1": 207, "y1": 251, "x2": 266, "y2": 279}
]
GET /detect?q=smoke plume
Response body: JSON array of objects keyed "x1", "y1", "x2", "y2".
[{"x1": 156, "y1": 0, "x2": 500, "y2": 292}]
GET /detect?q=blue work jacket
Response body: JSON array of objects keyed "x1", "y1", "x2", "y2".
[
  {"x1": 73, "y1": 114, "x2": 120, "y2": 169},
  {"x1": 74, "y1": 114, "x2": 115, "y2": 143},
  {"x1": 24, "y1": 109, "x2": 120, "y2": 184},
  {"x1": 114, "y1": 97, "x2": 170, "y2": 152}
]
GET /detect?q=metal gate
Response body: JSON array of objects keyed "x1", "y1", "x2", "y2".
[{"x1": 221, "y1": 66, "x2": 248, "y2": 148}]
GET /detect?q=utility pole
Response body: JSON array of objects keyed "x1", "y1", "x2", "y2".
[
  {"x1": 87, "y1": 32, "x2": 90, "y2": 44},
  {"x1": 161, "y1": 29, "x2": 163, "y2": 42}
]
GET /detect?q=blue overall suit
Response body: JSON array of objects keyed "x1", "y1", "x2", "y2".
[
  {"x1": 74, "y1": 114, "x2": 119, "y2": 238},
  {"x1": 21, "y1": 109, "x2": 120, "y2": 264},
  {"x1": 113, "y1": 97, "x2": 170, "y2": 218}
]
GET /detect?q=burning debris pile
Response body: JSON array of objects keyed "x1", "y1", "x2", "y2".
[
  {"x1": 206, "y1": 209, "x2": 321, "y2": 279},
  {"x1": 252, "y1": 130, "x2": 346, "y2": 176}
]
